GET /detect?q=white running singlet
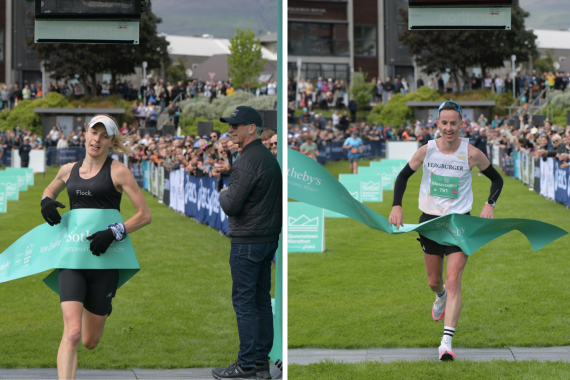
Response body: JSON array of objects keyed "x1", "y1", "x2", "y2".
[{"x1": 419, "y1": 138, "x2": 473, "y2": 216}]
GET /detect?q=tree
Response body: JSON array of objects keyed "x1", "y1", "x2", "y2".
[
  {"x1": 167, "y1": 58, "x2": 189, "y2": 84},
  {"x1": 28, "y1": 11, "x2": 170, "y2": 94},
  {"x1": 349, "y1": 70, "x2": 374, "y2": 110},
  {"x1": 534, "y1": 51, "x2": 555, "y2": 76},
  {"x1": 227, "y1": 28, "x2": 267, "y2": 89},
  {"x1": 398, "y1": 5, "x2": 537, "y2": 88}
]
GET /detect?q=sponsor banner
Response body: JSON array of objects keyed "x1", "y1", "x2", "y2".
[
  {"x1": 130, "y1": 162, "x2": 143, "y2": 188},
  {"x1": 162, "y1": 168, "x2": 170, "y2": 206},
  {"x1": 521, "y1": 151, "x2": 530, "y2": 185},
  {"x1": 6, "y1": 168, "x2": 34, "y2": 186},
  {"x1": 340, "y1": 175, "x2": 383, "y2": 202},
  {"x1": 492, "y1": 145, "x2": 500, "y2": 167},
  {"x1": 0, "y1": 172, "x2": 25, "y2": 193},
  {"x1": 45, "y1": 148, "x2": 86, "y2": 167},
  {"x1": 540, "y1": 158, "x2": 555, "y2": 200},
  {"x1": 183, "y1": 174, "x2": 229, "y2": 235},
  {"x1": 288, "y1": 149, "x2": 567, "y2": 256},
  {"x1": 513, "y1": 151, "x2": 520, "y2": 180},
  {"x1": 0, "y1": 184, "x2": 6, "y2": 213},
  {"x1": 553, "y1": 160, "x2": 569, "y2": 206},
  {"x1": 370, "y1": 159, "x2": 407, "y2": 180},
  {"x1": 0, "y1": 209, "x2": 140, "y2": 293},
  {"x1": 142, "y1": 160, "x2": 150, "y2": 190},
  {"x1": 158, "y1": 166, "x2": 164, "y2": 201},
  {"x1": 341, "y1": 170, "x2": 393, "y2": 191},
  {"x1": 316, "y1": 140, "x2": 385, "y2": 164},
  {"x1": 0, "y1": 174, "x2": 19, "y2": 200},
  {"x1": 533, "y1": 157, "x2": 540, "y2": 194},
  {"x1": 288, "y1": 202, "x2": 325, "y2": 252}
]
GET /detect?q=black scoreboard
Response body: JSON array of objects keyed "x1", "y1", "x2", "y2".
[{"x1": 409, "y1": 0, "x2": 512, "y2": 6}]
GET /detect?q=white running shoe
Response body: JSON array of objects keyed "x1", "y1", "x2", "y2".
[
  {"x1": 439, "y1": 336, "x2": 456, "y2": 361},
  {"x1": 432, "y1": 286, "x2": 446, "y2": 321}
]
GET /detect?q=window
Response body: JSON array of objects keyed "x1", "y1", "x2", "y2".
[
  {"x1": 288, "y1": 22, "x2": 349, "y2": 57},
  {"x1": 354, "y1": 25, "x2": 376, "y2": 57},
  {"x1": 0, "y1": 29, "x2": 4, "y2": 61},
  {"x1": 288, "y1": 62, "x2": 350, "y2": 82}
]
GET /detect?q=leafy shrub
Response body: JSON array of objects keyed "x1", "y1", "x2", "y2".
[
  {"x1": 367, "y1": 86, "x2": 440, "y2": 127},
  {"x1": 350, "y1": 70, "x2": 374, "y2": 110}
]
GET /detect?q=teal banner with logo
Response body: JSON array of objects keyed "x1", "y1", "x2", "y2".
[
  {"x1": 288, "y1": 202, "x2": 325, "y2": 252},
  {"x1": 0, "y1": 209, "x2": 140, "y2": 293},
  {"x1": 0, "y1": 184, "x2": 6, "y2": 213},
  {"x1": 370, "y1": 160, "x2": 406, "y2": 182},
  {"x1": 288, "y1": 149, "x2": 567, "y2": 255},
  {"x1": 6, "y1": 168, "x2": 34, "y2": 186},
  {"x1": 0, "y1": 171, "x2": 27, "y2": 192},
  {"x1": 342, "y1": 170, "x2": 393, "y2": 191},
  {"x1": 340, "y1": 175, "x2": 383, "y2": 202},
  {"x1": 0, "y1": 175, "x2": 19, "y2": 200}
]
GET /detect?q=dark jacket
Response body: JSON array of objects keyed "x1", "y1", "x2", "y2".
[{"x1": 219, "y1": 139, "x2": 282, "y2": 243}]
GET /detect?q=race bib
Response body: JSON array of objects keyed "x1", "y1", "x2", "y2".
[
  {"x1": 351, "y1": 147, "x2": 359, "y2": 154},
  {"x1": 430, "y1": 173, "x2": 459, "y2": 199}
]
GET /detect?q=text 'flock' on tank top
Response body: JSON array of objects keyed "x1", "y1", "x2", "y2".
[
  {"x1": 67, "y1": 156, "x2": 122, "y2": 211},
  {"x1": 419, "y1": 138, "x2": 473, "y2": 216}
]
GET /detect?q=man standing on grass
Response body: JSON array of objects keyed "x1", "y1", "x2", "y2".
[
  {"x1": 213, "y1": 106, "x2": 282, "y2": 380},
  {"x1": 389, "y1": 101, "x2": 504, "y2": 361}
]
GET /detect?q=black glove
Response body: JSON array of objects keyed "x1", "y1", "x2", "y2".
[
  {"x1": 40, "y1": 197, "x2": 66, "y2": 226},
  {"x1": 86, "y1": 229, "x2": 116, "y2": 256}
]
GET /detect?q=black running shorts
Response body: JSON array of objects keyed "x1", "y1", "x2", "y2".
[
  {"x1": 58, "y1": 269, "x2": 119, "y2": 316},
  {"x1": 417, "y1": 212, "x2": 470, "y2": 257}
]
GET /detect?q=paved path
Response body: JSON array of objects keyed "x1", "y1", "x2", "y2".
[
  {"x1": 0, "y1": 364, "x2": 282, "y2": 379},
  {"x1": 289, "y1": 346, "x2": 570, "y2": 365}
]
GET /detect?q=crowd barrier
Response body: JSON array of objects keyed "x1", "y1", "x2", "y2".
[
  {"x1": 489, "y1": 145, "x2": 570, "y2": 208},
  {"x1": 129, "y1": 160, "x2": 230, "y2": 235},
  {"x1": 316, "y1": 140, "x2": 385, "y2": 164}
]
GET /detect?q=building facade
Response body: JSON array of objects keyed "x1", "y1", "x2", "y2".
[{"x1": 287, "y1": 0, "x2": 414, "y2": 86}]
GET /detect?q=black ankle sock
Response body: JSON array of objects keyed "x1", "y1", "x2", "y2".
[{"x1": 437, "y1": 288, "x2": 446, "y2": 298}]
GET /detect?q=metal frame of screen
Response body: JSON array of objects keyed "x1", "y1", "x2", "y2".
[
  {"x1": 35, "y1": 0, "x2": 141, "y2": 19},
  {"x1": 409, "y1": 0, "x2": 512, "y2": 6}
]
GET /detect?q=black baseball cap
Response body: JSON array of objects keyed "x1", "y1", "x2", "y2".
[{"x1": 220, "y1": 106, "x2": 263, "y2": 128}]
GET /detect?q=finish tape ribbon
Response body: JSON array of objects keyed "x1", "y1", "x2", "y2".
[
  {"x1": 0, "y1": 209, "x2": 140, "y2": 293},
  {"x1": 288, "y1": 149, "x2": 567, "y2": 255}
]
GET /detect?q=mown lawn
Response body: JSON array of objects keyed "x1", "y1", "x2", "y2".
[
  {"x1": 289, "y1": 159, "x2": 570, "y2": 349},
  {"x1": 0, "y1": 167, "x2": 274, "y2": 369}
]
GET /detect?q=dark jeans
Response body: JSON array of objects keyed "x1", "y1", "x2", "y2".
[
  {"x1": 21, "y1": 159, "x2": 29, "y2": 168},
  {"x1": 229, "y1": 241, "x2": 278, "y2": 368}
]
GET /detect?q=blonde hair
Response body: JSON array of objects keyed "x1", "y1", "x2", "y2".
[{"x1": 92, "y1": 114, "x2": 131, "y2": 154}]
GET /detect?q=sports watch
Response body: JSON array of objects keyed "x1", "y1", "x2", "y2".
[{"x1": 485, "y1": 200, "x2": 496, "y2": 209}]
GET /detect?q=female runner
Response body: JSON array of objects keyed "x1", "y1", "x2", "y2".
[{"x1": 40, "y1": 114, "x2": 151, "y2": 379}]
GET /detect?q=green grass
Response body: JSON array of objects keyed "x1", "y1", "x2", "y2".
[
  {"x1": 289, "y1": 159, "x2": 570, "y2": 349},
  {"x1": 289, "y1": 361, "x2": 570, "y2": 380},
  {"x1": 0, "y1": 167, "x2": 273, "y2": 369}
]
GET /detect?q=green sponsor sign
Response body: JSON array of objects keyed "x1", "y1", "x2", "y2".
[
  {"x1": 0, "y1": 184, "x2": 7, "y2": 213},
  {"x1": 288, "y1": 149, "x2": 567, "y2": 255},
  {"x1": 340, "y1": 175, "x2": 383, "y2": 202},
  {"x1": 288, "y1": 202, "x2": 325, "y2": 252},
  {"x1": 341, "y1": 171, "x2": 393, "y2": 191},
  {"x1": 6, "y1": 168, "x2": 34, "y2": 186},
  {"x1": 0, "y1": 209, "x2": 140, "y2": 293},
  {"x1": 0, "y1": 172, "x2": 26, "y2": 192},
  {"x1": 370, "y1": 160, "x2": 406, "y2": 183},
  {"x1": 0, "y1": 174, "x2": 19, "y2": 200}
]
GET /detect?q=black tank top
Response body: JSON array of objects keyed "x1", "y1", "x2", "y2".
[{"x1": 67, "y1": 156, "x2": 122, "y2": 211}]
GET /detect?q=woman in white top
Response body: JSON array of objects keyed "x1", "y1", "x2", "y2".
[{"x1": 389, "y1": 101, "x2": 504, "y2": 362}]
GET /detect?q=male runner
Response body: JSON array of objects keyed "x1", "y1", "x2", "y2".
[{"x1": 389, "y1": 101, "x2": 504, "y2": 361}]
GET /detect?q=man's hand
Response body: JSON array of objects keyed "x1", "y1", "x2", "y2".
[
  {"x1": 219, "y1": 187, "x2": 228, "y2": 193},
  {"x1": 388, "y1": 206, "x2": 404, "y2": 230},
  {"x1": 481, "y1": 204, "x2": 494, "y2": 219}
]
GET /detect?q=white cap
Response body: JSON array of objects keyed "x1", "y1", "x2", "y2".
[{"x1": 88, "y1": 115, "x2": 118, "y2": 136}]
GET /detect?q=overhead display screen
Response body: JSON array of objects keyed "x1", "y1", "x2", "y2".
[
  {"x1": 36, "y1": 0, "x2": 141, "y2": 19},
  {"x1": 409, "y1": 0, "x2": 512, "y2": 6}
]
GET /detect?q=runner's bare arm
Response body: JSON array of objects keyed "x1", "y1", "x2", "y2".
[
  {"x1": 111, "y1": 162, "x2": 151, "y2": 233},
  {"x1": 43, "y1": 162, "x2": 74, "y2": 200},
  {"x1": 409, "y1": 144, "x2": 427, "y2": 171}
]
